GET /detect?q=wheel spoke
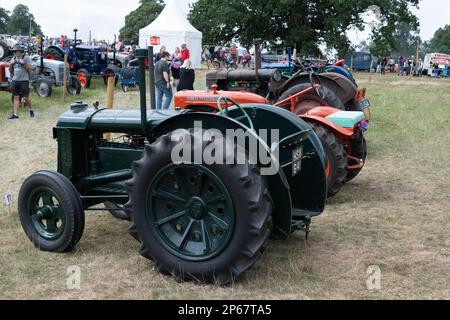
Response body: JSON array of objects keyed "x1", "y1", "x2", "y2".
[
  {"x1": 208, "y1": 211, "x2": 229, "y2": 230},
  {"x1": 45, "y1": 218, "x2": 58, "y2": 232},
  {"x1": 42, "y1": 194, "x2": 54, "y2": 206},
  {"x1": 153, "y1": 189, "x2": 186, "y2": 203},
  {"x1": 155, "y1": 210, "x2": 186, "y2": 228},
  {"x1": 176, "y1": 219, "x2": 194, "y2": 249},
  {"x1": 193, "y1": 171, "x2": 204, "y2": 196},
  {"x1": 206, "y1": 195, "x2": 225, "y2": 205},
  {"x1": 174, "y1": 170, "x2": 192, "y2": 196},
  {"x1": 201, "y1": 221, "x2": 212, "y2": 253},
  {"x1": 54, "y1": 207, "x2": 65, "y2": 220}
]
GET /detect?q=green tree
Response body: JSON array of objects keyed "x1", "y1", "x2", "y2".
[
  {"x1": 428, "y1": 25, "x2": 450, "y2": 53},
  {"x1": 371, "y1": 22, "x2": 420, "y2": 58},
  {"x1": 0, "y1": 7, "x2": 9, "y2": 34},
  {"x1": 189, "y1": 0, "x2": 420, "y2": 56},
  {"x1": 8, "y1": 4, "x2": 42, "y2": 36},
  {"x1": 120, "y1": 0, "x2": 164, "y2": 45}
]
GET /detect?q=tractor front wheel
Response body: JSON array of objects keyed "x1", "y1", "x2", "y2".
[
  {"x1": 125, "y1": 132, "x2": 273, "y2": 285},
  {"x1": 18, "y1": 171, "x2": 85, "y2": 252},
  {"x1": 77, "y1": 69, "x2": 92, "y2": 89},
  {"x1": 34, "y1": 79, "x2": 52, "y2": 98},
  {"x1": 103, "y1": 66, "x2": 120, "y2": 87},
  {"x1": 278, "y1": 83, "x2": 345, "y2": 115},
  {"x1": 312, "y1": 124, "x2": 347, "y2": 197},
  {"x1": 67, "y1": 75, "x2": 82, "y2": 95}
]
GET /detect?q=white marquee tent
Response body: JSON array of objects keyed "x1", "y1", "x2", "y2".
[{"x1": 139, "y1": 0, "x2": 203, "y2": 67}]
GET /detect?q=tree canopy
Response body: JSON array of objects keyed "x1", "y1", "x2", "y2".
[
  {"x1": 120, "y1": 0, "x2": 164, "y2": 44},
  {"x1": 0, "y1": 7, "x2": 9, "y2": 34},
  {"x1": 426, "y1": 25, "x2": 450, "y2": 54},
  {"x1": 189, "y1": 0, "x2": 420, "y2": 56},
  {"x1": 7, "y1": 4, "x2": 42, "y2": 36}
]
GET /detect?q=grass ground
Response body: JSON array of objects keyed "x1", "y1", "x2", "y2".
[{"x1": 0, "y1": 70, "x2": 449, "y2": 300}]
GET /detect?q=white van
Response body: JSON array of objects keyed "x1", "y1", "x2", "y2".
[{"x1": 422, "y1": 53, "x2": 450, "y2": 76}]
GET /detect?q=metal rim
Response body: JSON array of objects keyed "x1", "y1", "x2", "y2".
[
  {"x1": 146, "y1": 164, "x2": 235, "y2": 262},
  {"x1": 27, "y1": 187, "x2": 66, "y2": 241},
  {"x1": 78, "y1": 73, "x2": 88, "y2": 87},
  {"x1": 37, "y1": 82, "x2": 50, "y2": 96}
]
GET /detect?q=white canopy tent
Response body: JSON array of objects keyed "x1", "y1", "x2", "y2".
[{"x1": 139, "y1": 0, "x2": 203, "y2": 67}]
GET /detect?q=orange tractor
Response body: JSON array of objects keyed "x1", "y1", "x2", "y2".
[{"x1": 175, "y1": 85, "x2": 371, "y2": 197}]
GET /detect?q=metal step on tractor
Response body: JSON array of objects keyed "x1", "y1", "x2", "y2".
[{"x1": 18, "y1": 47, "x2": 329, "y2": 285}]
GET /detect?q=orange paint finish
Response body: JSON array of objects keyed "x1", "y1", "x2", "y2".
[{"x1": 174, "y1": 90, "x2": 269, "y2": 110}]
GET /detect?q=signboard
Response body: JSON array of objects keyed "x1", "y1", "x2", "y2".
[{"x1": 150, "y1": 36, "x2": 160, "y2": 46}]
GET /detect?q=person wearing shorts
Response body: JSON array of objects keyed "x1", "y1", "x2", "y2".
[{"x1": 8, "y1": 46, "x2": 35, "y2": 120}]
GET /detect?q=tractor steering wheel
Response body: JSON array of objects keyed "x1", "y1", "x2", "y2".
[
  {"x1": 217, "y1": 96, "x2": 255, "y2": 132},
  {"x1": 309, "y1": 72, "x2": 326, "y2": 100}
]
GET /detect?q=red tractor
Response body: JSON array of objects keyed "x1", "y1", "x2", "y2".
[{"x1": 175, "y1": 85, "x2": 371, "y2": 197}]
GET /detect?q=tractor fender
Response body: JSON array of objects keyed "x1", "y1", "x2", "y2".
[
  {"x1": 277, "y1": 72, "x2": 358, "y2": 105},
  {"x1": 301, "y1": 115, "x2": 355, "y2": 140},
  {"x1": 152, "y1": 111, "x2": 294, "y2": 239}
]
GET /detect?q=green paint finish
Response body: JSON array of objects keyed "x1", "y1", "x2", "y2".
[
  {"x1": 146, "y1": 164, "x2": 235, "y2": 262},
  {"x1": 27, "y1": 187, "x2": 66, "y2": 241},
  {"x1": 326, "y1": 111, "x2": 365, "y2": 128}
]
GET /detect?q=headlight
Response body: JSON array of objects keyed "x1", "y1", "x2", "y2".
[{"x1": 272, "y1": 70, "x2": 282, "y2": 82}]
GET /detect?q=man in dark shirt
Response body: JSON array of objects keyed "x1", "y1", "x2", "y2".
[{"x1": 155, "y1": 51, "x2": 173, "y2": 110}]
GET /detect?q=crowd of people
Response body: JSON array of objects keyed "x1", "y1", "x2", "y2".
[
  {"x1": 375, "y1": 56, "x2": 420, "y2": 77},
  {"x1": 202, "y1": 45, "x2": 253, "y2": 68}
]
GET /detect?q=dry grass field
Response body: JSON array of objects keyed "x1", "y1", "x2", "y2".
[{"x1": 0, "y1": 70, "x2": 449, "y2": 300}]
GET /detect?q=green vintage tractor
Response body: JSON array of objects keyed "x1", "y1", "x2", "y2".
[{"x1": 18, "y1": 48, "x2": 328, "y2": 285}]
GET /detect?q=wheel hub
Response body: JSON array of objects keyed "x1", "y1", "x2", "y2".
[{"x1": 186, "y1": 197, "x2": 207, "y2": 220}]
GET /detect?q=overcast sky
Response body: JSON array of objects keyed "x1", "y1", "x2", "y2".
[{"x1": 1, "y1": 0, "x2": 447, "y2": 43}]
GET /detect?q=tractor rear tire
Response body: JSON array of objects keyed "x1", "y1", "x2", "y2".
[
  {"x1": 67, "y1": 75, "x2": 82, "y2": 95},
  {"x1": 278, "y1": 83, "x2": 345, "y2": 115},
  {"x1": 0, "y1": 41, "x2": 10, "y2": 60},
  {"x1": 18, "y1": 170, "x2": 85, "y2": 252},
  {"x1": 125, "y1": 132, "x2": 273, "y2": 285},
  {"x1": 104, "y1": 202, "x2": 131, "y2": 221},
  {"x1": 312, "y1": 124, "x2": 347, "y2": 198},
  {"x1": 44, "y1": 47, "x2": 64, "y2": 61},
  {"x1": 77, "y1": 69, "x2": 91, "y2": 89},
  {"x1": 346, "y1": 132, "x2": 367, "y2": 182},
  {"x1": 34, "y1": 79, "x2": 52, "y2": 98}
]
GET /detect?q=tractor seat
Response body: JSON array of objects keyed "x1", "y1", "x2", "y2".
[{"x1": 325, "y1": 111, "x2": 365, "y2": 128}]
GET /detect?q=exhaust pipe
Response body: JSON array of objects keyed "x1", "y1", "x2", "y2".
[
  {"x1": 136, "y1": 48, "x2": 148, "y2": 138},
  {"x1": 253, "y1": 39, "x2": 262, "y2": 72},
  {"x1": 148, "y1": 46, "x2": 156, "y2": 110}
]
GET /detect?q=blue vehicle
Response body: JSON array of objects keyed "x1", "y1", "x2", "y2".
[
  {"x1": 44, "y1": 30, "x2": 118, "y2": 88},
  {"x1": 345, "y1": 52, "x2": 377, "y2": 72}
]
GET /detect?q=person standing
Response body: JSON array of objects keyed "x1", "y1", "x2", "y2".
[
  {"x1": 155, "y1": 46, "x2": 166, "y2": 63},
  {"x1": 398, "y1": 56, "x2": 405, "y2": 76},
  {"x1": 8, "y1": 46, "x2": 35, "y2": 120},
  {"x1": 171, "y1": 47, "x2": 182, "y2": 87},
  {"x1": 177, "y1": 59, "x2": 195, "y2": 92},
  {"x1": 381, "y1": 57, "x2": 388, "y2": 75},
  {"x1": 181, "y1": 44, "x2": 190, "y2": 63},
  {"x1": 155, "y1": 51, "x2": 173, "y2": 110}
]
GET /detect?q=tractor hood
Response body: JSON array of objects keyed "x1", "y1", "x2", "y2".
[{"x1": 56, "y1": 103, "x2": 189, "y2": 133}]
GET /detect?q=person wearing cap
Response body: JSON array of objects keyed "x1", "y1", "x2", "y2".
[{"x1": 8, "y1": 46, "x2": 35, "y2": 120}]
